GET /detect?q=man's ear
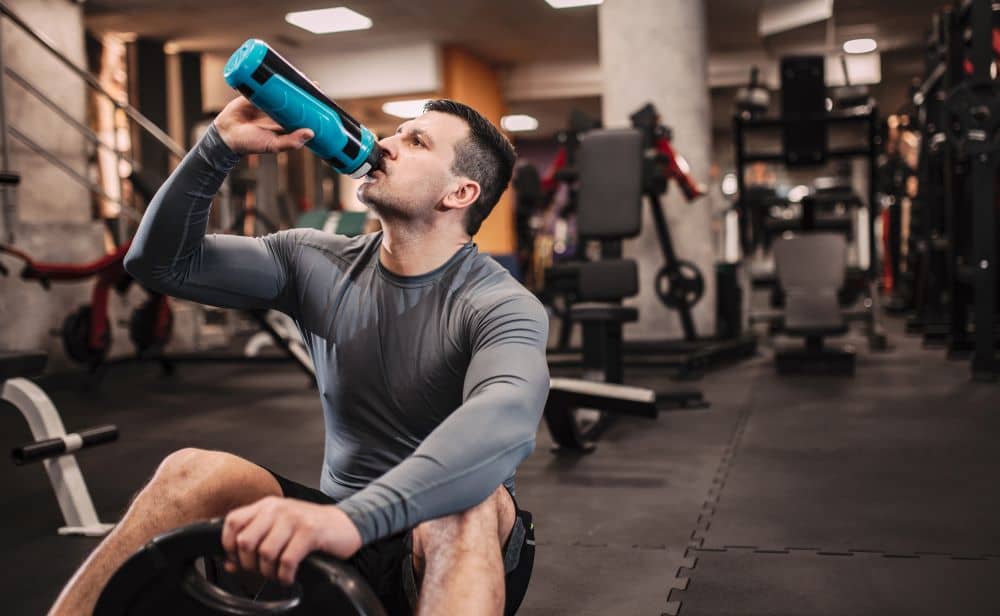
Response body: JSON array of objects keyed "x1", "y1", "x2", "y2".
[{"x1": 442, "y1": 178, "x2": 481, "y2": 211}]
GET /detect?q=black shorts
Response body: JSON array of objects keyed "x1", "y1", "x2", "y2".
[{"x1": 269, "y1": 471, "x2": 536, "y2": 615}]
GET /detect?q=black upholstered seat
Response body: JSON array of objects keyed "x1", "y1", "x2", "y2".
[
  {"x1": 774, "y1": 233, "x2": 848, "y2": 335},
  {"x1": 570, "y1": 303, "x2": 639, "y2": 323}
]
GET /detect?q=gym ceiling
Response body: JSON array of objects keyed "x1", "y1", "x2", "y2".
[{"x1": 82, "y1": 0, "x2": 947, "y2": 136}]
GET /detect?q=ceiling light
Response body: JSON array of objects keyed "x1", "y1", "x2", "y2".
[
  {"x1": 721, "y1": 173, "x2": 738, "y2": 197},
  {"x1": 382, "y1": 99, "x2": 431, "y2": 118},
  {"x1": 545, "y1": 0, "x2": 603, "y2": 8},
  {"x1": 285, "y1": 7, "x2": 373, "y2": 34},
  {"x1": 843, "y1": 38, "x2": 877, "y2": 54},
  {"x1": 787, "y1": 185, "x2": 810, "y2": 203},
  {"x1": 501, "y1": 114, "x2": 539, "y2": 132}
]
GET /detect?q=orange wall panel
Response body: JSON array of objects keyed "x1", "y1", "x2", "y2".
[{"x1": 441, "y1": 46, "x2": 515, "y2": 255}]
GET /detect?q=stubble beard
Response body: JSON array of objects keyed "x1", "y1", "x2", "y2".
[{"x1": 358, "y1": 182, "x2": 408, "y2": 223}]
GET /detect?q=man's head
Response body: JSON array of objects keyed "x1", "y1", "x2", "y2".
[{"x1": 357, "y1": 99, "x2": 516, "y2": 237}]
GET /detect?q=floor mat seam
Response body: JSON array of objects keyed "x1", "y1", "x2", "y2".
[{"x1": 664, "y1": 373, "x2": 759, "y2": 616}]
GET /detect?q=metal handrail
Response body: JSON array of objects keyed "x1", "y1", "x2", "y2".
[
  {"x1": 7, "y1": 125, "x2": 140, "y2": 224},
  {"x1": 0, "y1": 0, "x2": 185, "y2": 159},
  {"x1": 5, "y1": 66, "x2": 143, "y2": 172}
]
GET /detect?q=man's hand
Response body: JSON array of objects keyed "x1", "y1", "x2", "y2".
[
  {"x1": 213, "y1": 96, "x2": 314, "y2": 156},
  {"x1": 221, "y1": 497, "x2": 363, "y2": 586}
]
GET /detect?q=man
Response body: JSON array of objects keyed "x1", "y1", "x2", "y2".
[{"x1": 50, "y1": 94, "x2": 550, "y2": 615}]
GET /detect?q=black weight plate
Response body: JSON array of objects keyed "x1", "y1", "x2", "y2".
[{"x1": 655, "y1": 260, "x2": 705, "y2": 310}]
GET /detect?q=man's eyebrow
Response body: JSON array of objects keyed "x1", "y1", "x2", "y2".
[{"x1": 396, "y1": 124, "x2": 434, "y2": 147}]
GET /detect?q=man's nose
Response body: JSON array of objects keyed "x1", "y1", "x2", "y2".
[{"x1": 377, "y1": 136, "x2": 397, "y2": 160}]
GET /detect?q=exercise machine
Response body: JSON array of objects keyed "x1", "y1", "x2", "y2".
[
  {"x1": 734, "y1": 55, "x2": 889, "y2": 353},
  {"x1": 622, "y1": 103, "x2": 758, "y2": 376},
  {"x1": 542, "y1": 128, "x2": 703, "y2": 454}
]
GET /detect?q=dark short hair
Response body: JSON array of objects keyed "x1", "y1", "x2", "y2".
[{"x1": 423, "y1": 99, "x2": 516, "y2": 236}]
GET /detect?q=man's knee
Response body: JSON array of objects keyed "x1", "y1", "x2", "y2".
[
  {"x1": 413, "y1": 486, "x2": 515, "y2": 559},
  {"x1": 143, "y1": 448, "x2": 280, "y2": 515}
]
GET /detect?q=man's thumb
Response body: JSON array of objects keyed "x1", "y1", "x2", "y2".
[{"x1": 296, "y1": 128, "x2": 314, "y2": 146}]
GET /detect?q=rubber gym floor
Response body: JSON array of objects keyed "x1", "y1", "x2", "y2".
[{"x1": 2, "y1": 316, "x2": 998, "y2": 615}]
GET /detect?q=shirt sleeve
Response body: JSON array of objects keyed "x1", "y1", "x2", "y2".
[
  {"x1": 336, "y1": 292, "x2": 551, "y2": 545},
  {"x1": 123, "y1": 123, "x2": 299, "y2": 314}
]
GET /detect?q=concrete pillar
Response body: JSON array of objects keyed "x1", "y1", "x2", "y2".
[
  {"x1": 0, "y1": 0, "x2": 106, "y2": 363},
  {"x1": 599, "y1": 0, "x2": 715, "y2": 339}
]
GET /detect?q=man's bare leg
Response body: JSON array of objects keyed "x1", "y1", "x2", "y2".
[
  {"x1": 48, "y1": 448, "x2": 282, "y2": 616},
  {"x1": 411, "y1": 486, "x2": 517, "y2": 616}
]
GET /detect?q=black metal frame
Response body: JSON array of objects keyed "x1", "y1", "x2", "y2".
[
  {"x1": 907, "y1": 8, "x2": 958, "y2": 346},
  {"x1": 959, "y1": 0, "x2": 999, "y2": 380},
  {"x1": 906, "y1": 0, "x2": 999, "y2": 380}
]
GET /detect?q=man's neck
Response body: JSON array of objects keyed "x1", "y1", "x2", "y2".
[{"x1": 378, "y1": 222, "x2": 472, "y2": 277}]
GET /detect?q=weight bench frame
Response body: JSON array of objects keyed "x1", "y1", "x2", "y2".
[
  {"x1": 3, "y1": 370, "x2": 115, "y2": 536},
  {"x1": 544, "y1": 377, "x2": 658, "y2": 454}
]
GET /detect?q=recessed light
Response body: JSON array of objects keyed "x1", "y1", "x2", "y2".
[
  {"x1": 501, "y1": 115, "x2": 539, "y2": 132},
  {"x1": 843, "y1": 38, "x2": 877, "y2": 54},
  {"x1": 382, "y1": 99, "x2": 432, "y2": 118},
  {"x1": 545, "y1": 0, "x2": 603, "y2": 8},
  {"x1": 787, "y1": 185, "x2": 810, "y2": 203},
  {"x1": 285, "y1": 7, "x2": 373, "y2": 34}
]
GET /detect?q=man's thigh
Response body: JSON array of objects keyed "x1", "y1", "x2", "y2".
[{"x1": 403, "y1": 487, "x2": 536, "y2": 615}]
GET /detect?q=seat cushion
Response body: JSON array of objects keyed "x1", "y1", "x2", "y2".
[
  {"x1": 784, "y1": 292, "x2": 846, "y2": 336},
  {"x1": 570, "y1": 303, "x2": 639, "y2": 323},
  {"x1": 578, "y1": 259, "x2": 638, "y2": 301}
]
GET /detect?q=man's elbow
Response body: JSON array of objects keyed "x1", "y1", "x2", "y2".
[
  {"x1": 123, "y1": 245, "x2": 172, "y2": 292},
  {"x1": 122, "y1": 245, "x2": 144, "y2": 278}
]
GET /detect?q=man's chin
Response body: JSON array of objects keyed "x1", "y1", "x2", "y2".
[
  {"x1": 358, "y1": 187, "x2": 392, "y2": 214},
  {"x1": 356, "y1": 184, "x2": 375, "y2": 206}
]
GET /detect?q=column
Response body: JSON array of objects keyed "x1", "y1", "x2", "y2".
[{"x1": 599, "y1": 0, "x2": 715, "y2": 339}]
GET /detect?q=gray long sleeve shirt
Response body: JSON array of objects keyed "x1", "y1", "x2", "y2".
[{"x1": 124, "y1": 125, "x2": 550, "y2": 545}]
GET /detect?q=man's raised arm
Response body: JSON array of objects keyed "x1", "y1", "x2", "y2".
[{"x1": 124, "y1": 97, "x2": 313, "y2": 310}]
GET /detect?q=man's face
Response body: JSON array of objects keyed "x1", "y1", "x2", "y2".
[{"x1": 357, "y1": 111, "x2": 471, "y2": 221}]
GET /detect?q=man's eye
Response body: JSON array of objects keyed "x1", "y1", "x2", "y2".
[{"x1": 412, "y1": 137, "x2": 424, "y2": 147}]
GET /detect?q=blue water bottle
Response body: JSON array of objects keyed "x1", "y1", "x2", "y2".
[{"x1": 223, "y1": 39, "x2": 383, "y2": 178}]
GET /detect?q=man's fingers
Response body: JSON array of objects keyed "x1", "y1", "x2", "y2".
[
  {"x1": 234, "y1": 507, "x2": 276, "y2": 572},
  {"x1": 221, "y1": 505, "x2": 256, "y2": 556},
  {"x1": 277, "y1": 532, "x2": 314, "y2": 586},
  {"x1": 254, "y1": 117, "x2": 284, "y2": 132},
  {"x1": 257, "y1": 518, "x2": 294, "y2": 580},
  {"x1": 266, "y1": 128, "x2": 314, "y2": 153}
]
